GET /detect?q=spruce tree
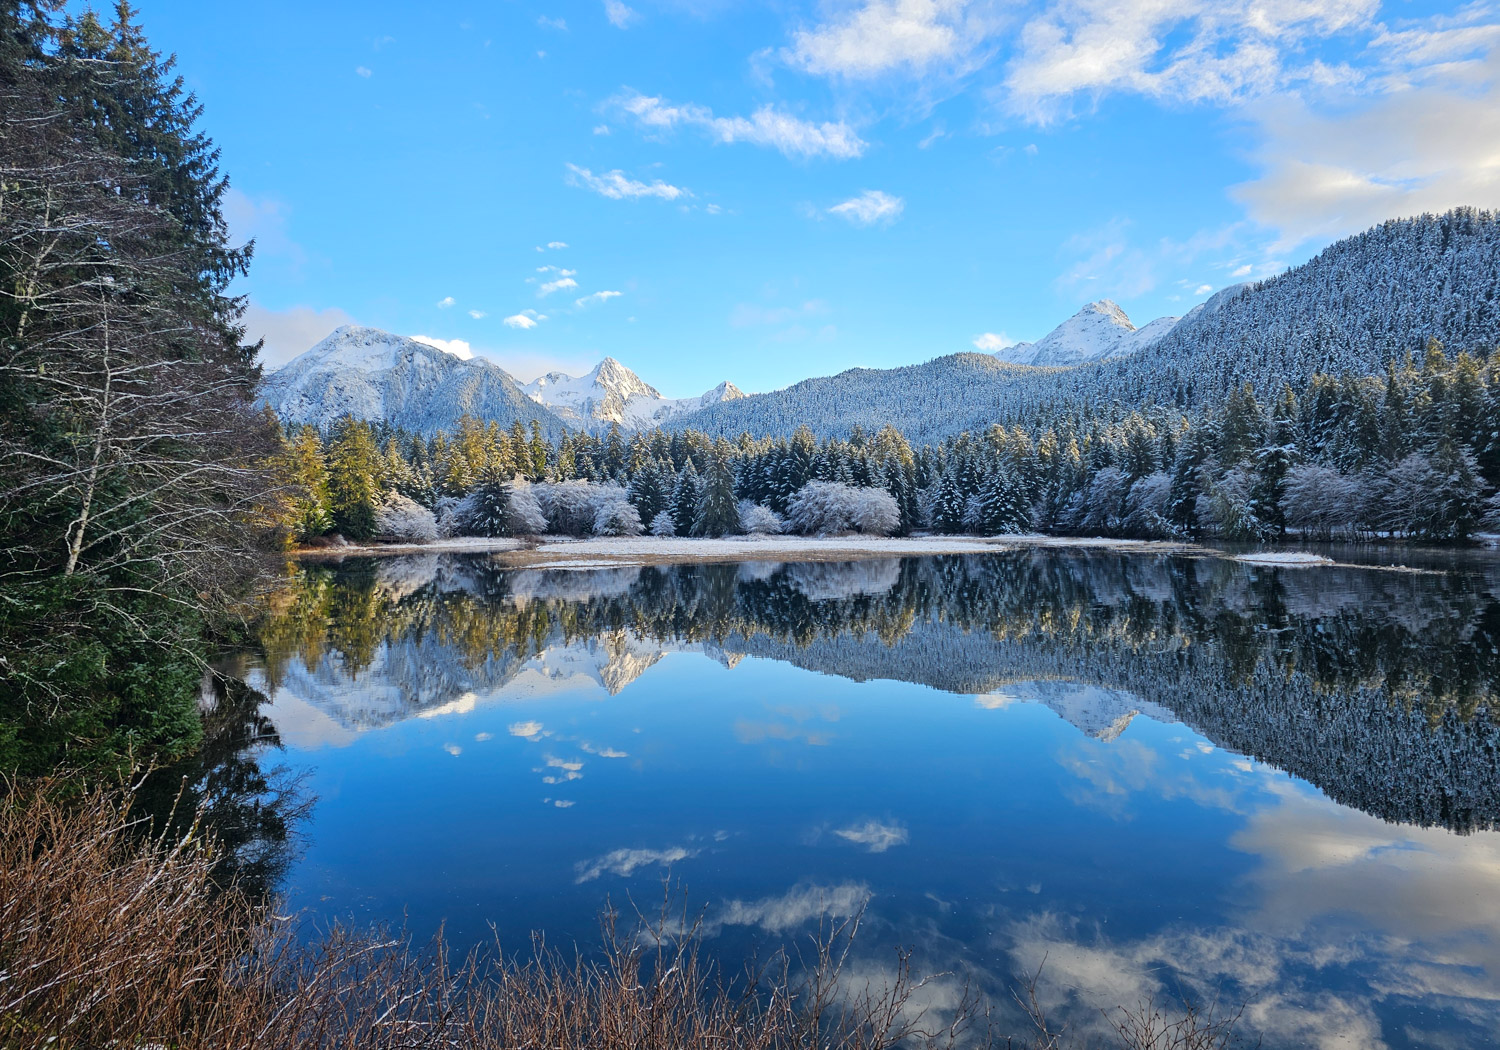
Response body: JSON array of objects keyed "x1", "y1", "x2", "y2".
[
  {"x1": 670, "y1": 460, "x2": 700, "y2": 534},
  {"x1": 327, "y1": 419, "x2": 381, "y2": 540},
  {"x1": 459, "y1": 471, "x2": 516, "y2": 538},
  {"x1": 692, "y1": 445, "x2": 741, "y2": 537},
  {"x1": 628, "y1": 460, "x2": 670, "y2": 530}
]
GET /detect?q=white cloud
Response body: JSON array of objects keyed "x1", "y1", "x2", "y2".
[
  {"x1": 565, "y1": 163, "x2": 688, "y2": 201},
  {"x1": 242, "y1": 302, "x2": 356, "y2": 369},
  {"x1": 1193, "y1": 283, "x2": 1213, "y2": 295},
  {"x1": 538, "y1": 15, "x2": 567, "y2": 30},
  {"x1": 436, "y1": 296, "x2": 456, "y2": 309},
  {"x1": 616, "y1": 92, "x2": 866, "y2": 160},
  {"x1": 831, "y1": 819, "x2": 909, "y2": 853},
  {"x1": 538, "y1": 276, "x2": 579, "y2": 297},
  {"x1": 468, "y1": 309, "x2": 486, "y2": 319},
  {"x1": 355, "y1": 65, "x2": 372, "y2": 78},
  {"x1": 603, "y1": 0, "x2": 637, "y2": 29},
  {"x1": 575, "y1": 844, "x2": 697, "y2": 883},
  {"x1": 593, "y1": 123, "x2": 611, "y2": 135},
  {"x1": 1233, "y1": 45, "x2": 1500, "y2": 250},
  {"x1": 972, "y1": 331, "x2": 1015, "y2": 351},
  {"x1": 829, "y1": 189, "x2": 905, "y2": 225},
  {"x1": 713, "y1": 882, "x2": 869, "y2": 935},
  {"x1": 1002, "y1": 0, "x2": 1380, "y2": 123},
  {"x1": 411, "y1": 335, "x2": 474, "y2": 360},
  {"x1": 547, "y1": 241, "x2": 569, "y2": 249},
  {"x1": 575, "y1": 290, "x2": 623, "y2": 307},
  {"x1": 785, "y1": 0, "x2": 977, "y2": 78},
  {"x1": 504, "y1": 313, "x2": 539, "y2": 329}
]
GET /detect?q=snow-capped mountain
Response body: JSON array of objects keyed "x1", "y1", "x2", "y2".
[
  {"x1": 993, "y1": 300, "x2": 1179, "y2": 367},
  {"x1": 259, "y1": 326, "x2": 570, "y2": 438},
  {"x1": 522, "y1": 358, "x2": 744, "y2": 431}
]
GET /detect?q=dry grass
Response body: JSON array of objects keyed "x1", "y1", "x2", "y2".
[{"x1": 0, "y1": 781, "x2": 1248, "y2": 1050}]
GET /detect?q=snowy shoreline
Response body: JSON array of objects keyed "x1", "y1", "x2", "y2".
[{"x1": 294, "y1": 533, "x2": 1200, "y2": 564}]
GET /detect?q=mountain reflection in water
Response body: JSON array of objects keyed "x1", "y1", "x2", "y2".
[{"x1": 246, "y1": 550, "x2": 1500, "y2": 1050}]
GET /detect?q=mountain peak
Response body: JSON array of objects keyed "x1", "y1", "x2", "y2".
[
  {"x1": 993, "y1": 299, "x2": 1177, "y2": 368},
  {"x1": 1079, "y1": 299, "x2": 1132, "y2": 328},
  {"x1": 258, "y1": 325, "x2": 568, "y2": 438}
]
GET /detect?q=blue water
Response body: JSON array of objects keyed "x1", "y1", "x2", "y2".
[{"x1": 237, "y1": 551, "x2": 1500, "y2": 1048}]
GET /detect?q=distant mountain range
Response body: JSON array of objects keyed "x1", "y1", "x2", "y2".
[
  {"x1": 259, "y1": 210, "x2": 1500, "y2": 442},
  {"x1": 521, "y1": 358, "x2": 744, "y2": 431},
  {"x1": 259, "y1": 327, "x2": 741, "y2": 436}
]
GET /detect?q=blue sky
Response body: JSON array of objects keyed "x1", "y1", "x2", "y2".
[{"x1": 140, "y1": 0, "x2": 1500, "y2": 396}]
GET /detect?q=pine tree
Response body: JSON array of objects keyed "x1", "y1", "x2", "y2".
[
  {"x1": 692, "y1": 444, "x2": 740, "y2": 537},
  {"x1": 284, "y1": 425, "x2": 332, "y2": 541},
  {"x1": 458, "y1": 471, "x2": 516, "y2": 538},
  {"x1": 1428, "y1": 441, "x2": 1483, "y2": 541},
  {"x1": 627, "y1": 460, "x2": 670, "y2": 529},
  {"x1": 1251, "y1": 443, "x2": 1295, "y2": 537},
  {"x1": 528, "y1": 420, "x2": 549, "y2": 479},
  {"x1": 670, "y1": 460, "x2": 700, "y2": 534},
  {"x1": 326, "y1": 418, "x2": 381, "y2": 539},
  {"x1": 1167, "y1": 428, "x2": 1208, "y2": 535},
  {"x1": 931, "y1": 467, "x2": 968, "y2": 534}
]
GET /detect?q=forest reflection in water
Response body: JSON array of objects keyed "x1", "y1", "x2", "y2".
[{"x1": 233, "y1": 550, "x2": 1500, "y2": 1049}]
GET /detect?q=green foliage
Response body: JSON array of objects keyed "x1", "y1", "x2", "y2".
[
  {"x1": 326, "y1": 419, "x2": 381, "y2": 540},
  {"x1": 0, "y1": 3, "x2": 271, "y2": 776},
  {"x1": 0, "y1": 579, "x2": 204, "y2": 778},
  {"x1": 691, "y1": 444, "x2": 740, "y2": 537}
]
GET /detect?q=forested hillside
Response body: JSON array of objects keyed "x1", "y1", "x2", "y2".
[{"x1": 678, "y1": 209, "x2": 1500, "y2": 441}]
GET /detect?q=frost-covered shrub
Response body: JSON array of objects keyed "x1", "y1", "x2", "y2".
[
  {"x1": 649, "y1": 511, "x2": 678, "y2": 537},
  {"x1": 593, "y1": 499, "x2": 644, "y2": 537},
  {"x1": 848, "y1": 488, "x2": 899, "y2": 536},
  {"x1": 534, "y1": 481, "x2": 628, "y2": 536},
  {"x1": 1281, "y1": 464, "x2": 1359, "y2": 539},
  {"x1": 738, "y1": 500, "x2": 784, "y2": 535},
  {"x1": 785, "y1": 482, "x2": 899, "y2": 536},
  {"x1": 508, "y1": 480, "x2": 548, "y2": 535},
  {"x1": 435, "y1": 495, "x2": 463, "y2": 538},
  {"x1": 1123, "y1": 472, "x2": 1173, "y2": 538},
  {"x1": 440, "y1": 476, "x2": 548, "y2": 538},
  {"x1": 373, "y1": 492, "x2": 438, "y2": 543}
]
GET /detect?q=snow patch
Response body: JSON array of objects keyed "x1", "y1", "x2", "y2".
[{"x1": 1234, "y1": 551, "x2": 1335, "y2": 566}]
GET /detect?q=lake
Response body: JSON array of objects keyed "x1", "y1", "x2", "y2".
[{"x1": 215, "y1": 549, "x2": 1500, "y2": 1049}]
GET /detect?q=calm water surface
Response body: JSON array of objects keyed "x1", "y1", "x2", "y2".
[{"x1": 222, "y1": 550, "x2": 1500, "y2": 1048}]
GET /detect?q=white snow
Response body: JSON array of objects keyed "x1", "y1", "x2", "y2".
[
  {"x1": 1234, "y1": 551, "x2": 1335, "y2": 566},
  {"x1": 993, "y1": 300, "x2": 1179, "y2": 368},
  {"x1": 302, "y1": 537, "x2": 526, "y2": 556},
  {"x1": 522, "y1": 357, "x2": 743, "y2": 431}
]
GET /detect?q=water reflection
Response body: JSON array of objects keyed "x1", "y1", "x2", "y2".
[
  {"x1": 249, "y1": 550, "x2": 1500, "y2": 1049},
  {"x1": 256, "y1": 551, "x2": 1500, "y2": 832}
]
